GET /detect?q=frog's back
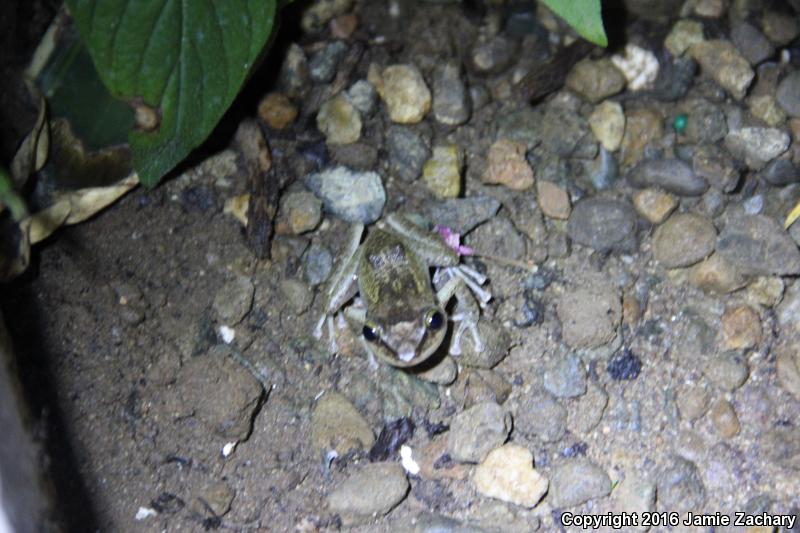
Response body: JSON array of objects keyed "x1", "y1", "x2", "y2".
[{"x1": 358, "y1": 229, "x2": 432, "y2": 308}]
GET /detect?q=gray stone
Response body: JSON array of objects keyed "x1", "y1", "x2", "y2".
[
  {"x1": 421, "y1": 196, "x2": 501, "y2": 235},
  {"x1": 777, "y1": 71, "x2": 800, "y2": 118},
  {"x1": 543, "y1": 354, "x2": 587, "y2": 398},
  {"x1": 311, "y1": 392, "x2": 374, "y2": 454},
  {"x1": 724, "y1": 127, "x2": 790, "y2": 170},
  {"x1": 566, "y1": 58, "x2": 626, "y2": 103},
  {"x1": 457, "y1": 320, "x2": 511, "y2": 369},
  {"x1": 432, "y1": 62, "x2": 470, "y2": 126},
  {"x1": 628, "y1": 159, "x2": 708, "y2": 196},
  {"x1": 512, "y1": 391, "x2": 568, "y2": 442},
  {"x1": 471, "y1": 35, "x2": 517, "y2": 74},
  {"x1": 327, "y1": 462, "x2": 409, "y2": 525},
  {"x1": 652, "y1": 213, "x2": 717, "y2": 268},
  {"x1": 656, "y1": 456, "x2": 706, "y2": 513},
  {"x1": 731, "y1": 21, "x2": 775, "y2": 65},
  {"x1": 683, "y1": 99, "x2": 728, "y2": 143},
  {"x1": 703, "y1": 354, "x2": 750, "y2": 391},
  {"x1": 447, "y1": 402, "x2": 512, "y2": 463},
  {"x1": 303, "y1": 243, "x2": 333, "y2": 286},
  {"x1": 387, "y1": 125, "x2": 431, "y2": 182},
  {"x1": 557, "y1": 284, "x2": 621, "y2": 350},
  {"x1": 549, "y1": 459, "x2": 612, "y2": 508},
  {"x1": 329, "y1": 142, "x2": 378, "y2": 171},
  {"x1": 347, "y1": 80, "x2": 378, "y2": 116},
  {"x1": 309, "y1": 41, "x2": 348, "y2": 83},
  {"x1": 761, "y1": 158, "x2": 799, "y2": 187},
  {"x1": 716, "y1": 215, "x2": 800, "y2": 275},
  {"x1": 213, "y1": 276, "x2": 255, "y2": 324},
  {"x1": 692, "y1": 144, "x2": 741, "y2": 192},
  {"x1": 762, "y1": 10, "x2": 800, "y2": 46},
  {"x1": 689, "y1": 40, "x2": 754, "y2": 100},
  {"x1": 568, "y1": 198, "x2": 639, "y2": 253},
  {"x1": 305, "y1": 166, "x2": 386, "y2": 223}
]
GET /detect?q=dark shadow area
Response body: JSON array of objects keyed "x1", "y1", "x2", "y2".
[{"x1": 1, "y1": 269, "x2": 101, "y2": 532}]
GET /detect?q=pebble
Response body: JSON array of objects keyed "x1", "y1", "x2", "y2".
[
  {"x1": 532, "y1": 106, "x2": 593, "y2": 157},
  {"x1": 703, "y1": 354, "x2": 750, "y2": 391},
  {"x1": 693, "y1": 0, "x2": 724, "y2": 17},
  {"x1": 471, "y1": 35, "x2": 517, "y2": 74},
  {"x1": 432, "y1": 62, "x2": 470, "y2": 126},
  {"x1": 329, "y1": 142, "x2": 378, "y2": 171},
  {"x1": 301, "y1": 0, "x2": 353, "y2": 32},
  {"x1": 777, "y1": 281, "x2": 800, "y2": 334},
  {"x1": 776, "y1": 343, "x2": 800, "y2": 400},
  {"x1": 542, "y1": 354, "x2": 587, "y2": 398},
  {"x1": 311, "y1": 391, "x2": 375, "y2": 454},
  {"x1": 278, "y1": 278, "x2": 313, "y2": 314},
  {"x1": 303, "y1": 243, "x2": 333, "y2": 285},
  {"x1": 761, "y1": 10, "x2": 800, "y2": 46},
  {"x1": 369, "y1": 63, "x2": 432, "y2": 124},
  {"x1": 309, "y1": 41, "x2": 348, "y2": 83},
  {"x1": 557, "y1": 284, "x2": 621, "y2": 349},
  {"x1": 628, "y1": 159, "x2": 708, "y2": 196},
  {"x1": 347, "y1": 80, "x2": 378, "y2": 116},
  {"x1": 665, "y1": 19, "x2": 705, "y2": 57},
  {"x1": 327, "y1": 462, "x2": 409, "y2": 525},
  {"x1": 453, "y1": 369, "x2": 512, "y2": 408},
  {"x1": 213, "y1": 276, "x2": 254, "y2": 324},
  {"x1": 612, "y1": 475, "x2": 655, "y2": 531},
  {"x1": 482, "y1": 139, "x2": 534, "y2": 191},
  {"x1": 731, "y1": 21, "x2": 774, "y2": 66},
  {"x1": 473, "y1": 444, "x2": 548, "y2": 508},
  {"x1": 421, "y1": 195, "x2": 500, "y2": 235},
  {"x1": 457, "y1": 320, "x2": 511, "y2": 369},
  {"x1": 724, "y1": 127, "x2": 790, "y2": 170},
  {"x1": 652, "y1": 212, "x2": 716, "y2": 268},
  {"x1": 512, "y1": 391, "x2": 568, "y2": 443},
  {"x1": 495, "y1": 105, "x2": 540, "y2": 150},
  {"x1": 688, "y1": 253, "x2": 746, "y2": 294},
  {"x1": 586, "y1": 147, "x2": 620, "y2": 190},
  {"x1": 682, "y1": 98, "x2": 728, "y2": 144},
  {"x1": 653, "y1": 56, "x2": 697, "y2": 102},
  {"x1": 776, "y1": 71, "x2": 800, "y2": 118},
  {"x1": 423, "y1": 145, "x2": 462, "y2": 198},
  {"x1": 191, "y1": 481, "x2": 234, "y2": 520},
  {"x1": 633, "y1": 188, "x2": 678, "y2": 224},
  {"x1": 278, "y1": 44, "x2": 309, "y2": 98},
  {"x1": 548, "y1": 459, "x2": 612, "y2": 508},
  {"x1": 257, "y1": 92, "x2": 298, "y2": 129},
  {"x1": 610, "y1": 44, "x2": 659, "y2": 91},
  {"x1": 589, "y1": 101, "x2": 625, "y2": 152},
  {"x1": 567, "y1": 383, "x2": 608, "y2": 434},
  {"x1": 415, "y1": 355, "x2": 457, "y2": 385},
  {"x1": 536, "y1": 181, "x2": 571, "y2": 219},
  {"x1": 745, "y1": 276, "x2": 784, "y2": 308},
  {"x1": 748, "y1": 94, "x2": 786, "y2": 127},
  {"x1": 330, "y1": 13, "x2": 357, "y2": 40},
  {"x1": 656, "y1": 456, "x2": 707, "y2": 514},
  {"x1": 676, "y1": 385, "x2": 710, "y2": 421},
  {"x1": 760, "y1": 158, "x2": 799, "y2": 186},
  {"x1": 565, "y1": 58, "x2": 626, "y2": 103},
  {"x1": 692, "y1": 144, "x2": 741, "y2": 193},
  {"x1": 386, "y1": 125, "x2": 430, "y2": 182},
  {"x1": 689, "y1": 40, "x2": 754, "y2": 100},
  {"x1": 316, "y1": 93, "x2": 362, "y2": 144},
  {"x1": 711, "y1": 399, "x2": 741, "y2": 438},
  {"x1": 447, "y1": 402, "x2": 512, "y2": 463},
  {"x1": 567, "y1": 198, "x2": 639, "y2": 253},
  {"x1": 305, "y1": 166, "x2": 386, "y2": 223},
  {"x1": 465, "y1": 216, "x2": 527, "y2": 263},
  {"x1": 716, "y1": 214, "x2": 800, "y2": 275},
  {"x1": 276, "y1": 191, "x2": 322, "y2": 235},
  {"x1": 416, "y1": 437, "x2": 470, "y2": 481},
  {"x1": 721, "y1": 304, "x2": 762, "y2": 350},
  {"x1": 619, "y1": 108, "x2": 664, "y2": 168}
]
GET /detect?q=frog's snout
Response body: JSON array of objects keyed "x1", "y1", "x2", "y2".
[{"x1": 385, "y1": 320, "x2": 425, "y2": 362}]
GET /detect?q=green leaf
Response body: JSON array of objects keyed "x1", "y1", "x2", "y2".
[
  {"x1": 542, "y1": 0, "x2": 608, "y2": 47},
  {"x1": 66, "y1": 0, "x2": 277, "y2": 186}
]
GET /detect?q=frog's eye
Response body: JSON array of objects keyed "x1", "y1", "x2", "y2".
[
  {"x1": 425, "y1": 309, "x2": 445, "y2": 331},
  {"x1": 362, "y1": 322, "x2": 381, "y2": 342}
]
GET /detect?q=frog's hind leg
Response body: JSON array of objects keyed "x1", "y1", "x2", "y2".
[{"x1": 435, "y1": 274, "x2": 485, "y2": 356}]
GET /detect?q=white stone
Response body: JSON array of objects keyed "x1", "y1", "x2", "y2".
[
  {"x1": 611, "y1": 44, "x2": 659, "y2": 91},
  {"x1": 473, "y1": 444, "x2": 548, "y2": 508}
]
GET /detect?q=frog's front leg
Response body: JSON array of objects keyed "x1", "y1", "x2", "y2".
[
  {"x1": 341, "y1": 302, "x2": 380, "y2": 369},
  {"x1": 435, "y1": 273, "x2": 485, "y2": 356},
  {"x1": 313, "y1": 223, "x2": 364, "y2": 353}
]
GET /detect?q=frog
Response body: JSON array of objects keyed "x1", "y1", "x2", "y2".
[{"x1": 313, "y1": 213, "x2": 491, "y2": 368}]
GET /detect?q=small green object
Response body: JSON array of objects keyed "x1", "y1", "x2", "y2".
[
  {"x1": 674, "y1": 113, "x2": 688, "y2": 133},
  {"x1": 542, "y1": 0, "x2": 608, "y2": 47}
]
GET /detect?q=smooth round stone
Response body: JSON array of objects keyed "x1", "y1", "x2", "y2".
[
  {"x1": 721, "y1": 304, "x2": 762, "y2": 350},
  {"x1": 305, "y1": 166, "x2": 386, "y2": 224},
  {"x1": 724, "y1": 127, "x2": 790, "y2": 170},
  {"x1": 628, "y1": 159, "x2": 708, "y2": 196},
  {"x1": 257, "y1": 92, "x2": 298, "y2": 129},
  {"x1": 423, "y1": 145, "x2": 462, "y2": 198},
  {"x1": 213, "y1": 276, "x2": 255, "y2": 324},
  {"x1": 556, "y1": 285, "x2": 621, "y2": 350},
  {"x1": 777, "y1": 71, "x2": 800, "y2": 118},
  {"x1": 633, "y1": 188, "x2": 678, "y2": 224},
  {"x1": 761, "y1": 10, "x2": 800, "y2": 46},
  {"x1": 482, "y1": 139, "x2": 534, "y2": 191},
  {"x1": 688, "y1": 253, "x2": 746, "y2": 294},
  {"x1": 656, "y1": 456, "x2": 707, "y2": 514},
  {"x1": 369, "y1": 63, "x2": 432, "y2": 124},
  {"x1": 567, "y1": 198, "x2": 639, "y2": 253},
  {"x1": 387, "y1": 125, "x2": 430, "y2": 182},
  {"x1": 549, "y1": 459, "x2": 612, "y2": 508},
  {"x1": 311, "y1": 392, "x2": 375, "y2": 454},
  {"x1": 536, "y1": 181, "x2": 571, "y2": 219},
  {"x1": 447, "y1": 402, "x2": 512, "y2": 463},
  {"x1": 317, "y1": 93, "x2": 362, "y2": 144},
  {"x1": 432, "y1": 62, "x2": 470, "y2": 126},
  {"x1": 566, "y1": 58, "x2": 626, "y2": 103},
  {"x1": 703, "y1": 354, "x2": 749, "y2": 391},
  {"x1": 303, "y1": 243, "x2": 333, "y2": 285},
  {"x1": 716, "y1": 215, "x2": 800, "y2": 275},
  {"x1": 731, "y1": 21, "x2": 774, "y2": 65},
  {"x1": 473, "y1": 444, "x2": 548, "y2": 508},
  {"x1": 512, "y1": 392, "x2": 567, "y2": 442},
  {"x1": 689, "y1": 40, "x2": 754, "y2": 100},
  {"x1": 277, "y1": 191, "x2": 322, "y2": 234},
  {"x1": 760, "y1": 158, "x2": 799, "y2": 186},
  {"x1": 711, "y1": 399, "x2": 741, "y2": 438},
  {"x1": 327, "y1": 462, "x2": 409, "y2": 525},
  {"x1": 589, "y1": 101, "x2": 625, "y2": 152},
  {"x1": 664, "y1": 19, "x2": 705, "y2": 57},
  {"x1": 652, "y1": 212, "x2": 716, "y2": 268}
]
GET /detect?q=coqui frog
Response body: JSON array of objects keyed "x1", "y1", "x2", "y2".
[{"x1": 313, "y1": 213, "x2": 491, "y2": 368}]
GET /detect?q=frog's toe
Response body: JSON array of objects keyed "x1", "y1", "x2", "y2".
[
  {"x1": 313, "y1": 313, "x2": 327, "y2": 339},
  {"x1": 449, "y1": 315, "x2": 484, "y2": 355}
]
